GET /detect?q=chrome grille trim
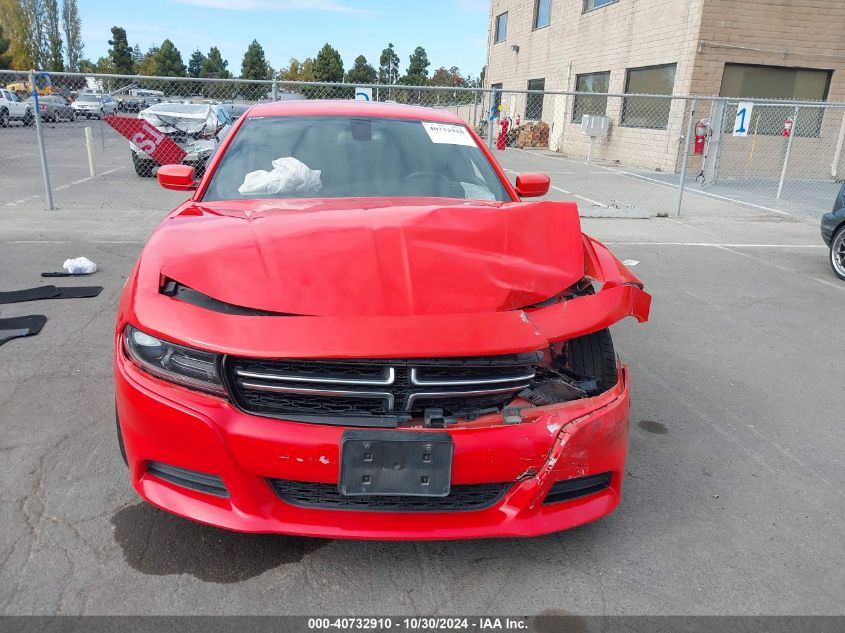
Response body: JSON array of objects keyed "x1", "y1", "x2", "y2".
[
  {"x1": 406, "y1": 385, "x2": 530, "y2": 409},
  {"x1": 235, "y1": 366, "x2": 395, "y2": 386},
  {"x1": 226, "y1": 353, "x2": 543, "y2": 421},
  {"x1": 238, "y1": 381, "x2": 395, "y2": 410},
  {"x1": 409, "y1": 367, "x2": 536, "y2": 387}
]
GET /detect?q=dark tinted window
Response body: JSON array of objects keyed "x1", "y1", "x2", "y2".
[
  {"x1": 526, "y1": 79, "x2": 545, "y2": 120},
  {"x1": 573, "y1": 71, "x2": 610, "y2": 121},
  {"x1": 621, "y1": 64, "x2": 676, "y2": 129},
  {"x1": 203, "y1": 116, "x2": 509, "y2": 202},
  {"x1": 534, "y1": 0, "x2": 551, "y2": 28},
  {"x1": 495, "y1": 12, "x2": 508, "y2": 42}
]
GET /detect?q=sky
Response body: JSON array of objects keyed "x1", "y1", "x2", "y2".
[{"x1": 79, "y1": 0, "x2": 490, "y2": 79}]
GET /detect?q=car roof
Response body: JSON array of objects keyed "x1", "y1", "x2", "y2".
[{"x1": 245, "y1": 99, "x2": 466, "y2": 124}]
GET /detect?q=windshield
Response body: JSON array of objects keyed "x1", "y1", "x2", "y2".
[
  {"x1": 77, "y1": 94, "x2": 99, "y2": 102},
  {"x1": 202, "y1": 115, "x2": 509, "y2": 202}
]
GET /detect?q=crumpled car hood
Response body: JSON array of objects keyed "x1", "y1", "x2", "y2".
[{"x1": 143, "y1": 198, "x2": 585, "y2": 318}]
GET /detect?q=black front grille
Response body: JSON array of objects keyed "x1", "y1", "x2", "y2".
[
  {"x1": 226, "y1": 353, "x2": 541, "y2": 422},
  {"x1": 543, "y1": 472, "x2": 612, "y2": 504},
  {"x1": 269, "y1": 479, "x2": 509, "y2": 512}
]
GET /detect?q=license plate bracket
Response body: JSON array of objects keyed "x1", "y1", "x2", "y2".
[{"x1": 339, "y1": 430, "x2": 453, "y2": 497}]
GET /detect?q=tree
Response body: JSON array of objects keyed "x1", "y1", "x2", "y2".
[
  {"x1": 0, "y1": 24, "x2": 11, "y2": 69},
  {"x1": 400, "y1": 46, "x2": 429, "y2": 85},
  {"x1": 188, "y1": 48, "x2": 205, "y2": 78},
  {"x1": 108, "y1": 26, "x2": 134, "y2": 74},
  {"x1": 346, "y1": 54, "x2": 376, "y2": 85},
  {"x1": 313, "y1": 43, "x2": 343, "y2": 83},
  {"x1": 240, "y1": 39, "x2": 270, "y2": 80},
  {"x1": 20, "y1": 0, "x2": 46, "y2": 67},
  {"x1": 378, "y1": 42, "x2": 399, "y2": 85},
  {"x1": 62, "y1": 0, "x2": 82, "y2": 71},
  {"x1": 277, "y1": 57, "x2": 314, "y2": 82},
  {"x1": 136, "y1": 46, "x2": 158, "y2": 76},
  {"x1": 152, "y1": 39, "x2": 186, "y2": 76},
  {"x1": 0, "y1": 0, "x2": 32, "y2": 68},
  {"x1": 200, "y1": 46, "x2": 230, "y2": 79},
  {"x1": 131, "y1": 43, "x2": 142, "y2": 68},
  {"x1": 43, "y1": 0, "x2": 63, "y2": 71},
  {"x1": 479, "y1": 65, "x2": 486, "y2": 88},
  {"x1": 430, "y1": 66, "x2": 467, "y2": 88}
]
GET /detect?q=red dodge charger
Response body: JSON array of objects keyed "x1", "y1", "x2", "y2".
[{"x1": 114, "y1": 100, "x2": 651, "y2": 539}]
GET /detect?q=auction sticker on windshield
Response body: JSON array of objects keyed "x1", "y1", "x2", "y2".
[{"x1": 422, "y1": 121, "x2": 476, "y2": 146}]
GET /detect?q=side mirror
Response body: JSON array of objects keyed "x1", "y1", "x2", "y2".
[
  {"x1": 157, "y1": 164, "x2": 197, "y2": 191},
  {"x1": 515, "y1": 173, "x2": 550, "y2": 198}
]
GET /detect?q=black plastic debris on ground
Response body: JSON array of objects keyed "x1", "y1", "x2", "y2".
[
  {"x1": 0, "y1": 285, "x2": 103, "y2": 304},
  {"x1": 0, "y1": 315, "x2": 47, "y2": 347}
]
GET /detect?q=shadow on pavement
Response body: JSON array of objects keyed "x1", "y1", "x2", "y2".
[{"x1": 111, "y1": 502, "x2": 329, "y2": 583}]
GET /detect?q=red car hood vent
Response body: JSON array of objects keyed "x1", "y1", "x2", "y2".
[{"x1": 152, "y1": 198, "x2": 585, "y2": 317}]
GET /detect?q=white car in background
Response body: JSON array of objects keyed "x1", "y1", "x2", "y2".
[
  {"x1": 71, "y1": 93, "x2": 118, "y2": 119},
  {"x1": 130, "y1": 102, "x2": 233, "y2": 177},
  {"x1": 0, "y1": 88, "x2": 34, "y2": 127}
]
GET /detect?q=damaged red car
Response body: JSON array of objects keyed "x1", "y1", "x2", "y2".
[{"x1": 114, "y1": 100, "x2": 651, "y2": 539}]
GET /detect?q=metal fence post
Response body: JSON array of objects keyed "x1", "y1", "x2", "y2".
[
  {"x1": 831, "y1": 108, "x2": 845, "y2": 181},
  {"x1": 30, "y1": 70, "x2": 54, "y2": 210},
  {"x1": 487, "y1": 90, "x2": 498, "y2": 149},
  {"x1": 271, "y1": 79, "x2": 278, "y2": 102},
  {"x1": 777, "y1": 106, "x2": 800, "y2": 200},
  {"x1": 675, "y1": 97, "x2": 696, "y2": 217}
]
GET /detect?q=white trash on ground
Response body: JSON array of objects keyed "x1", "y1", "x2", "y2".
[
  {"x1": 63, "y1": 257, "x2": 98, "y2": 275},
  {"x1": 238, "y1": 157, "x2": 322, "y2": 196}
]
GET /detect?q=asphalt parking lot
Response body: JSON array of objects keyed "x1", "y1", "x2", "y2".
[{"x1": 1, "y1": 147, "x2": 843, "y2": 616}]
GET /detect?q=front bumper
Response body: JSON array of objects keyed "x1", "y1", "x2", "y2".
[
  {"x1": 821, "y1": 212, "x2": 842, "y2": 246},
  {"x1": 131, "y1": 139, "x2": 216, "y2": 164},
  {"x1": 115, "y1": 347, "x2": 631, "y2": 540}
]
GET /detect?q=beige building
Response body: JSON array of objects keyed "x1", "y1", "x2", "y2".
[{"x1": 485, "y1": 0, "x2": 845, "y2": 172}]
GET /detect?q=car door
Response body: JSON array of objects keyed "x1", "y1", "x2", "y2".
[
  {"x1": 58, "y1": 96, "x2": 73, "y2": 118},
  {"x1": 3, "y1": 90, "x2": 28, "y2": 117}
]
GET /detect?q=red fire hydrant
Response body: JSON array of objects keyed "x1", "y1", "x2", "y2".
[
  {"x1": 694, "y1": 120, "x2": 708, "y2": 155},
  {"x1": 783, "y1": 117, "x2": 794, "y2": 138},
  {"x1": 497, "y1": 117, "x2": 509, "y2": 151}
]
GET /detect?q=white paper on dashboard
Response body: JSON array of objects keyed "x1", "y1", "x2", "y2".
[{"x1": 421, "y1": 121, "x2": 476, "y2": 146}]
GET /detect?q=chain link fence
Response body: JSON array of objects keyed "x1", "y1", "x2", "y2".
[{"x1": 2, "y1": 69, "x2": 843, "y2": 215}]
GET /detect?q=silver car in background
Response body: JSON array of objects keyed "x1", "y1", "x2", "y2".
[
  {"x1": 27, "y1": 95, "x2": 76, "y2": 122},
  {"x1": 130, "y1": 102, "x2": 233, "y2": 177},
  {"x1": 71, "y1": 93, "x2": 118, "y2": 119}
]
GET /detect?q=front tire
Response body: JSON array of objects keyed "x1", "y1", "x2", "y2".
[
  {"x1": 564, "y1": 328, "x2": 618, "y2": 391},
  {"x1": 23, "y1": 110, "x2": 34, "y2": 126},
  {"x1": 0, "y1": 109, "x2": 8, "y2": 128},
  {"x1": 830, "y1": 225, "x2": 845, "y2": 281},
  {"x1": 133, "y1": 153, "x2": 156, "y2": 178}
]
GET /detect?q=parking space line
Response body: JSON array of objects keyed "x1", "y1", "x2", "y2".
[
  {"x1": 604, "y1": 242, "x2": 825, "y2": 248},
  {"x1": 54, "y1": 167, "x2": 125, "y2": 191},
  {"x1": 506, "y1": 148, "x2": 794, "y2": 217},
  {"x1": 551, "y1": 185, "x2": 605, "y2": 208},
  {"x1": 710, "y1": 244, "x2": 844, "y2": 291},
  {"x1": 5, "y1": 239, "x2": 143, "y2": 244}
]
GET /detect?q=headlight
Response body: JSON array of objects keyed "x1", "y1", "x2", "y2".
[{"x1": 124, "y1": 325, "x2": 225, "y2": 395}]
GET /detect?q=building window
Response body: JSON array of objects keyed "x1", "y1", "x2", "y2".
[
  {"x1": 526, "y1": 79, "x2": 545, "y2": 120},
  {"x1": 572, "y1": 71, "x2": 610, "y2": 122},
  {"x1": 491, "y1": 83, "x2": 503, "y2": 118},
  {"x1": 621, "y1": 63, "x2": 676, "y2": 129},
  {"x1": 720, "y1": 63, "x2": 831, "y2": 137},
  {"x1": 494, "y1": 12, "x2": 508, "y2": 43},
  {"x1": 584, "y1": 0, "x2": 618, "y2": 12},
  {"x1": 534, "y1": 0, "x2": 551, "y2": 29}
]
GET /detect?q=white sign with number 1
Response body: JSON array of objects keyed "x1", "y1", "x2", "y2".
[{"x1": 733, "y1": 102, "x2": 754, "y2": 137}]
